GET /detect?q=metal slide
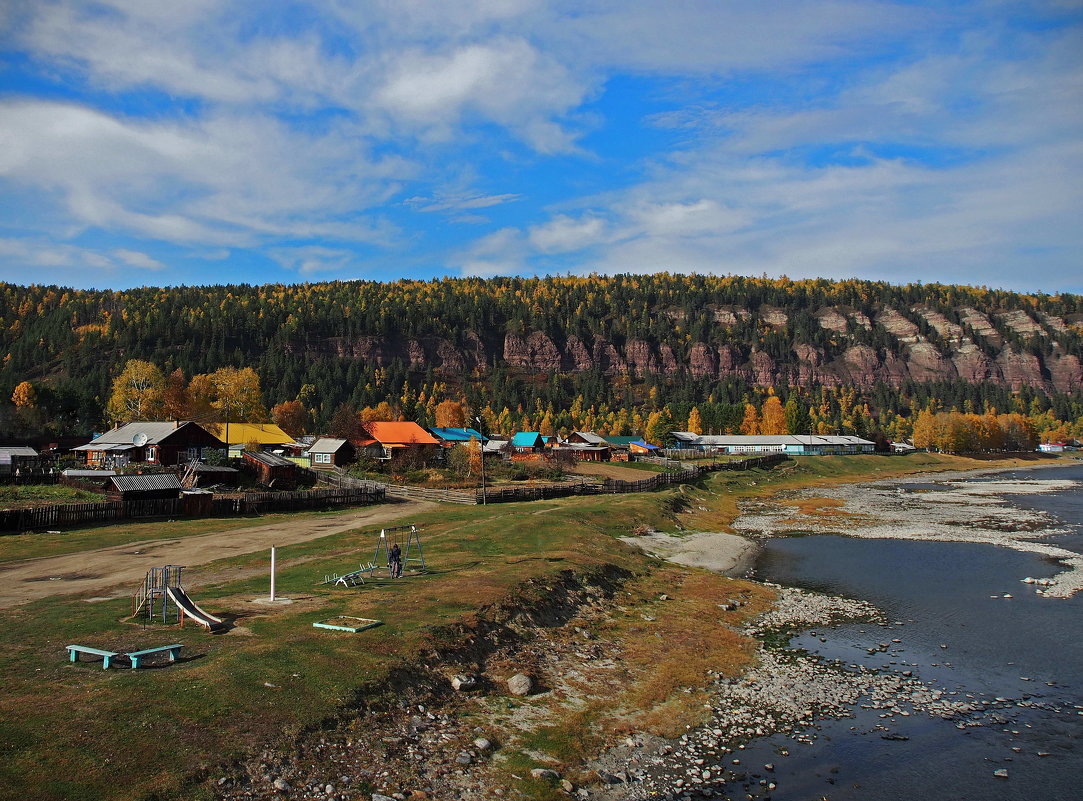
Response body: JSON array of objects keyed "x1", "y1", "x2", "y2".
[{"x1": 165, "y1": 586, "x2": 225, "y2": 631}]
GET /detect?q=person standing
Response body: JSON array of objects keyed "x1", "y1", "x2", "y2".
[{"x1": 389, "y1": 543, "x2": 402, "y2": 578}]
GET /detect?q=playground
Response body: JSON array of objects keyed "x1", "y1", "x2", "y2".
[{"x1": 0, "y1": 499, "x2": 435, "y2": 609}]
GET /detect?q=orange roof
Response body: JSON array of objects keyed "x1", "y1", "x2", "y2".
[{"x1": 363, "y1": 421, "x2": 440, "y2": 446}]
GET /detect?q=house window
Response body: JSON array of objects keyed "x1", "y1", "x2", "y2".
[{"x1": 314, "y1": 452, "x2": 331, "y2": 464}]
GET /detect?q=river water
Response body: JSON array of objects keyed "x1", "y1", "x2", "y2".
[{"x1": 736, "y1": 463, "x2": 1083, "y2": 801}]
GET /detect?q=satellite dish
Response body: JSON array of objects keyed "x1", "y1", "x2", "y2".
[{"x1": 132, "y1": 432, "x2": 149, "y2": 447}]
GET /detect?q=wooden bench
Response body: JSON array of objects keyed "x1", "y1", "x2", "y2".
[
  {"x1": 124, "y1": 644, "x2": 184, "y2": 669},
  {"x1": 66, "y1": 645, "x2": 120, "y2": 669}
]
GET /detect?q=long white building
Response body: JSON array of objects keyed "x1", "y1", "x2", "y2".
[{"x1": 669, "y1": 432, "x2": 876, "y2": 455}]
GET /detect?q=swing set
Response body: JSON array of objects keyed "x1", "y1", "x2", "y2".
[{"x1": 319, "y1": 524, "x2": 426, "y2": 587}]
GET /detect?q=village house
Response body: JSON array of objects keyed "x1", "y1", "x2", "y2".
[
  {"x1": 73, "y1": 421, "x2": 226, "y2": 468},
  {"x1": 551, "y1": 431, "x2": 611, "y2": 461},
  {"x1": 305, "y1": 437, "x2": 355, "y2": 469},
  {"x1": 510, "y1": 432, "x2": 545, "y2": 453},
  {"x1": 203, "y1": 422, "x2": 295, "y2": 457},
  {"x1": 357, "y1": 421, "x2": 441, "y2": 463},
  {"x1": 427, "y1": 427, "x2": 488, "y2": 446}
]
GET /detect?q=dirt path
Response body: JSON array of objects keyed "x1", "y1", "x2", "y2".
[{"x1": 0, "y1": 500, "x2": 435, "y2": 609}]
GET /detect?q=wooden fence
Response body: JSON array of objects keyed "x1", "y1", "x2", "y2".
[
  {"x1": 0, "y1": 471, "x2": 60, "y2": 485},
  {"x1": 384, "y1": 484, "x2": 478, "y2": 505},
  {"x1": 436, "y1": 452, "x2": 788, "y2": 505},
  {"x1": 0, "y1": 486, "x2": 385, "y2": 534}
]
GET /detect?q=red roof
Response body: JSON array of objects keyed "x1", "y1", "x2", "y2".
[{"x1": 363, "y1": 421, "x2": 440, "y2": 446}]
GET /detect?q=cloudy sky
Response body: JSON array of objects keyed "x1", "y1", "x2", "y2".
[{"x1": 1, "y1": 1, "x2": 1080, "y2": 292}]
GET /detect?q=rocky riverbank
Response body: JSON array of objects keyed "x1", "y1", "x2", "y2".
[
  {"x1": 732, "y1": 468, "x2": 1083, "y2": 597},
  {"x1": 583, "y1": 585, "x2": 993, "y2": 800}
]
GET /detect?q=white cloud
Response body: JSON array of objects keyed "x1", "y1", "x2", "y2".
[
  {"x1": 112, "y1": 248, "x2": 164, "y2": 270},
  {"x1": 406, "y1": 192, "x2": 522, "y2": 213},
  {"x1": 375, "y1": 38, "x2": 588, "y2": 151},
  {"x1": 0, "y1": 100, "x2": 407, "y2": 247},
  {"x1": 269, "y1": 246, "x2": 358, "y2": 276},
  {"x1": 528, "y1": 214, "x2": 608, "y2": 253},
  {"x1": 452, "y1": 227, "x2": 527, "y2": 276}
]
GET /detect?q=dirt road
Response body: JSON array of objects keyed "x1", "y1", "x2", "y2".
[{"x1": 0, "y1": 500, "x2": 435, "y2": 609}]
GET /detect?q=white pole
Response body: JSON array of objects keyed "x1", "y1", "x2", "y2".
[{"x1": 270, "y1": 545, "x2": 276, "y2": 602}]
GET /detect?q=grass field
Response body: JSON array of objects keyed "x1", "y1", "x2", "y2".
[
  {"x1": 0, "y1": 483, "x2": 104, "y2": 509},
  {"x1": 0, "y1": 451, "x2": 1062, "y2": 801}
]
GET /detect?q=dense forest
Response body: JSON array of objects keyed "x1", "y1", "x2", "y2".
[{"x1": 2, "y1": 273, "x2": 1082, "y2": 444}]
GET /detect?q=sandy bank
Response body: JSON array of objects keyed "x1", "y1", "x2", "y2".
[{"x1": 619, "y1": 530, "x2": 757, "y2": 576}]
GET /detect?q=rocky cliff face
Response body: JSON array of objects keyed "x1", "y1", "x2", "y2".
[{"x1": 286, "y1": 304, "x2": 1083, "y2": 394}]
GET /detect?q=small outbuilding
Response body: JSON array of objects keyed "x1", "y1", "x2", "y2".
[
  {"x1": 106, "y1": 473, "x2": 183, "y2": 501},
  {"x1": 243, "y1": 450, "x2": 299, "y2": 489},
  {"x1": 0, "y1": 445, "x2": 40, "y2": 474}
]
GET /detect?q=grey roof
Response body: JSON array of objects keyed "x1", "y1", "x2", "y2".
[
  {"x1": 243, "y1": 450, "x2": 295, "y2": 467},
  {"x1": 110, "y1": 473, "x2": 183, "y2": 492},
  {"x1": 690, "y1": 434, "x2": 874, "y2": 447},
  {"x1": 191, "y1": 463, "x2": 239, "y2": 473},
  {"x1": 570, "y1": 431, "x2": 607, "y2": 446},
  {"x1": 62, "y1": 469, "x2": 116, "y2": 478},
  {"x1": 306, "y1": 437, "x2": 348, "y2": 455},
  {"x1": 0, "y1": 446, "x2": 39, "y2": 457},
  {"x1": 669, "y1": 431, "x2": 699, "y2": 442},
  {"x1": 81, "y1": 421, "x2": 214, "y2": 447}
]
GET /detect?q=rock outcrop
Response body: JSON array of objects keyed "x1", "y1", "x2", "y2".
[{"x1": 282, "y1": 301, "x2": 1080, "y2": 393}]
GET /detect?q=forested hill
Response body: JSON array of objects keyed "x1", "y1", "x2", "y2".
[{"x1": 2, "y1": 274, "x2": 1082, "y2": 436}]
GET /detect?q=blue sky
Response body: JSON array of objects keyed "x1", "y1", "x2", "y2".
[{"x1": 0, "y1": 1, "x2": 1080, "y2": 293}]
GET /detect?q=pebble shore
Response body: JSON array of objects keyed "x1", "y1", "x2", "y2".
[
  {"x1": 584, "y1": 585, "x2": 993, "y2": 800},
  {"x1": 733, "y1": 471, "x2": 1083, "y2": 597}
]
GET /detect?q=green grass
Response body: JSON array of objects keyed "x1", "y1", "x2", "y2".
[
  {"x1": 610, "y1": 460, "x2": 667, "y2": 473},
  {"x1": 0, "y1": 451, "x2": 1058, "y2": 801},
  {"x1": 0, "y1": 484, "x2": 104, "y2": 508}
]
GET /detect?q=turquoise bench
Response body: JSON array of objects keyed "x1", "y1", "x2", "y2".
[
  {"x1": 123, "y1": 644, "x2": 184, "y2": 669},
  {"x1": 66, "y1": 643, "x2": 184, "y2": 669},
  {"x1": 66, "y1": 645, "x2": 120, "y2": 669}
]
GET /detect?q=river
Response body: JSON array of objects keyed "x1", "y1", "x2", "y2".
[{"x1": 737, "y1": 463, "x2": 1083, "y2": 800}]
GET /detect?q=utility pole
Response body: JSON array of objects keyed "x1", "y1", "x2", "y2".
[{"x1": 475, "y1": 416, "x2": 487, "y2": 505}]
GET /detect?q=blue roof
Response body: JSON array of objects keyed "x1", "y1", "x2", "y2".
[
  {"x1": 428, "y1": 427, "x2": 487, "y2": 443},
  {"x1": 512, "y1": 432, "x2": 543, "y2": 447}
]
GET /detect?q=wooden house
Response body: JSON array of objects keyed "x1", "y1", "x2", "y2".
[
  {"x1": 305, "y1": 438, "x2": 355, "y2": 469},
  {"x1": 511, "y1": 432, "x2": 545, "y2": 453},
  {"x1": 359, "y1": 422, "x2": 441, "y2": 463},
  {"x1": 427, "y1": 427, "x2": 487, "y2": 446},
  {"x1": 73, "y1": 422, "x2": 225, "y2": 468},
  {"x1": 203, "y1": 422, "x2": 295, "y2": 456}
]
